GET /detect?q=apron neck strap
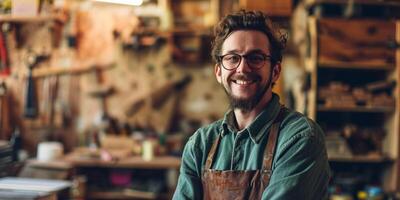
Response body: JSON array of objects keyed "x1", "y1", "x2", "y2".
[
  {"x1": 205, "y1": 134, "x2": 221, "y2": 170},
  {"x1": 262, "y1": 105, "x2": 286, "y2": 181},
  {"x1": 205, "y1": 105, "x2": 286, "y2": 171}
]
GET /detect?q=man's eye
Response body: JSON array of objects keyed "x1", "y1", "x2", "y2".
[
  {"x1": 248, "y1": 54, "x2": 265, "y2": 63},
  {"x1": 224, "y1": 55, "x2": 240, "y2": 63}
]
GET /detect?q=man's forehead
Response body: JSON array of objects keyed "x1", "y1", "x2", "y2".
[
  {"x1": 221, "y1": 30, "x2": 270, "y2": 54},
  {"x1": 223, "y1": 49, "x2": 268, "y2": 55}
]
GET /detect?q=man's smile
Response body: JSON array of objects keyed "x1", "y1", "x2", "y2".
[
  {"x1": 230, "y1": 74, "x2": 260, "y2": 84},
  {"x1": 232, "y1": 79, "x2": 257, "y2": 85}
]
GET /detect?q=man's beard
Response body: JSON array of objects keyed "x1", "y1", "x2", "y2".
[{"x1": 223, "y1": 72, "x2": 273, "y2": 112}]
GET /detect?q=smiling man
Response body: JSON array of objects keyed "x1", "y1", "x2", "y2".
[{"x1": 173, "y1": 10, "x2": 330, "y2": 200}]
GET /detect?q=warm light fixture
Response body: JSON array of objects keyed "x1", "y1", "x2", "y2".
[{"x1": 93, "y1": 0, "x2": 143, "y2": 6}]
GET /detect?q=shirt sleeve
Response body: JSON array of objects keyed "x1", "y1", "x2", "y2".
[
  {"x1": 262, "y1": 126, "x2": 331, "y2": 200},
  {"x1": 172, "y1": 136, "x2": 203, "y2": 200}
]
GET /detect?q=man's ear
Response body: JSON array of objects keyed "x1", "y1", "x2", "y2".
[
  {"x1": 271, "y1": 63, "x2": 281, "y2": 83},
  {"x1": 215, "y1": 64, "x2": 222, "y2": 84}
]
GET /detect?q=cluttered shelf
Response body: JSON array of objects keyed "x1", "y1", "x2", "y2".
[
  {"x1": 27, "y1": 147, "x2": 181, "y2": 170},
  {"x1": 318, "y1": 60, "x2": 395, "y2": 71},
  {"x1": 328, "y1": 155, "x2": 394, "y2": 163},
  {"x1": 0, "y1": 14, "x2": 58, "y2": 23},
  {"x1": 63, "y1": 148, "x2": 181, "y2": 169},
  {"x1": 65, "y1": 155, "x2": 181, "y2": 169},
  {"x1": 88, "y1": 189, "x2": 172, "y2": 200},
  {"x1": 305, "y1": 0, "x2": 400, "y2": 7},
  {"x1": 317, "y1": 105, "x2": 395, "y2": 113},
  {"x1": 25, "y1": 159, "x2": 73, "y2": 170}
]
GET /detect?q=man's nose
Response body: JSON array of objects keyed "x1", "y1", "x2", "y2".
[{"x1": 236, "y1": 58, "x2": 252, "y2": 73}]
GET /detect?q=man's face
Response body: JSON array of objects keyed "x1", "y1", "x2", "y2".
[{"x1": 215, "y1": 30, "x2": 280, "y2": 111}]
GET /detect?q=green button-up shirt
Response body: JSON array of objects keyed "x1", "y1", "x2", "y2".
[{"x1": 173, "y1": 94, "x2": 331, "y2": 200}]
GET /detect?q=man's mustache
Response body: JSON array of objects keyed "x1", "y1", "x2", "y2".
[{"x1": 230, "y1": 73, "x2": 261, "y2": 82}]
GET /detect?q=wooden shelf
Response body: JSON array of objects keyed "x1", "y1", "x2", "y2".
[
  {"x1": 63, "y1": 148, "x2": 181, "y2": 169},
  {"x1": 66, "y1": 155, "x2": 180, "y2": 169},
  {"x1": 306, "y1": 16, "x2": 400, "y2": 192},
  {"x1": 26, "y1": 159, "x2": 73, "y2": 170},
  {"x1": 318, "y1": 60, "x2": 395, "y2": 71},
  {"x1": 328, "y1": 155, "x2": 394, "y2": 163},
  {"x1": 317, "y1": 105, "x2": 394, "y2": 113},
  {"x1": 0, "y1": 14, "x2": 57, "y2": 23},
  {"x1": 306, "y1": 0, "x2": 400, "y2": 7},
  {"x1": 88, "y1": 190, "x2": 171, "y2": 200},
  {"x1": 32, "y1": 63, "x2": 116, "y2": 78}
]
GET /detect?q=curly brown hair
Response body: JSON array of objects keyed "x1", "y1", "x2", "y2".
[{"x1": 211, "y1": 10, "x2": 287, "y2": 67}]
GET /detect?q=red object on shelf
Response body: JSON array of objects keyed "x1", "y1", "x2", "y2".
[
  {"x1": 110, "y1": 170, "x2": 132, "y2": 187},
  {"x1": 0, "y1": 29, "x2": 10, "y2": 76}
]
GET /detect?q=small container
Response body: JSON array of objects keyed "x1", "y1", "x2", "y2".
[
  {"x1": 37, "y1": 142, "x2": 63, "y2": 161},
  {"x1": 142, "y1": 139, "x2": 154, "y2": 161}
]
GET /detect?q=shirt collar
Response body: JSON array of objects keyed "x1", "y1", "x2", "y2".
[{"x1": 220, "y1": 93, "x2": 281, "y2": 144}]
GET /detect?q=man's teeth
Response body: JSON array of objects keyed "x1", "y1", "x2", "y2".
[{"x1": 235, "y1": 80, "x2": 253, "y2": 85}]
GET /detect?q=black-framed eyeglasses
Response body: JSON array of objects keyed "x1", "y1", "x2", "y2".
[{"x1": 218, "y1": 52, "x2": 271, "y2": 70}]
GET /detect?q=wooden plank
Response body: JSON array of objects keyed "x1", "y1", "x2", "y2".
[
  {"x1": 306, "y1": 17, "x2": 318, "y2": 120},
  {"x1": 25, "y1": 159, "x2": 73, "y2": 170},
  {"x1": 66, "y1": 155, "x2": 181, "y2": 169},
  {"x1": 328, "y1": 155, "x2": 394, "y2": 163},
  {"x1": 88, "y1": 190, "x2": 171, "y2": 200},
  {"x1": 32, "y1": 63, "x2": 115, "y2": 78},
  {"x1": 306, "y1": 0, "x2": 400, "y2": 7},
  {"x1": 0, "y1": 177, "x2": 70, "y2": 193},
  {"x1": 0, "y1": 190, "x2": 57, "y2": 200},
  {"x1": 317, "y1": 105, "x2": 394, "y2": 113},
  {"x1": 0, "y1": 15, "x2": 56, "y2": 23},
  {"x1": 395, "y1": 19, "x2": 400, "y2": 192},
  {"x1": 63, "y1": 148, "x2": 181, "y2": 169},
  {"x1": 318, "y1": 19, "x2": 396, "y2": 66},
  {"x1": 319, "y1": 60, "x2": 395, "y2": 70},
  {"x1": 239, "y1": 0, "x2": 292, "y2": 17}
]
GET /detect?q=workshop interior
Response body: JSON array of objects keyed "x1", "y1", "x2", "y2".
[{"x1": 0, "y1": 0, "x2": 400, "y2": 199}]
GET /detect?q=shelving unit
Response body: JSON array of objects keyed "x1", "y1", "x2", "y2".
[
  {"x1": 306, "y1": 16, "x2": 400, "y2": 192},
  {"x1": 0, "y1": 14, "x2": 58, "y2": 23},
  {"x1": 317, "y1": 106, "x2": 394, "y2": 113},
  {"x1": 61, "y1": 148, "x2": 180, "y2": 200},
  {"x1": 328, "y1": 155, "x2": 394, "y2": 163},
  {"x1": 318, "y1": 61, "x2": 395, "y2": 71},
  {"x1": 28, "y1": 148, "x2": 180, "y2": 200},
  {"x1": 32, "y1": 63, "x2": 116, "y2": 78},
  {"x1": 87, "y1": 190, "x2": 170, "y2": 200},
  {"x1": 305, "y1": 0, "x2": 400, "y2": 7}
]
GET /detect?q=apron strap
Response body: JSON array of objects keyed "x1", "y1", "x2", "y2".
[
  {"x1": 205, "y1": 106, "x2": 287, "y2": 172},
  {"x1": 262, "y1": 106, "x2": 286, "y2": 185},
  {"x1": 205, "y1": 134, "x2": 221, "y2": 170}
]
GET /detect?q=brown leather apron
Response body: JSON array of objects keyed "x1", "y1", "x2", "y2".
[{"x1": 202, "y1": 107, "x2": 285, "y2": 200}]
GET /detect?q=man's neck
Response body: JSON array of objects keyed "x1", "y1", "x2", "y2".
[{"x1": 234, "y1": 93, "x2": 273, "y2": 130}]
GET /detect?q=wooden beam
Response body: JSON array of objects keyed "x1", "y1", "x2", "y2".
[{"x1": 32, "y1": 63, "x2": 115, "y2": 78}]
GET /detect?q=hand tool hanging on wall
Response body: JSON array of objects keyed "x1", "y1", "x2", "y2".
[
  {"x1": 125, "y1": 75, "x2": 192, "y2": 117},
  {"x1": 0, "y1": 82, "x2": 10, "y2": 139},
  {"x1": 46, "y1": 76, "x2": 59, "y2": 140},
  {"x1": 88, "y1": 66, "x2": 121, "y2": 135},
  {"x1": 151, "y1": 75, "x2": 192, "y2": 109},
  {"x1": 24, "y1": 51, "x2": 49, "y2": 119},
  {"x1": 0, "y1": 23, "x2": 11, "y2": 76},
  {"x1": 24, "y1": 54, "x2": 38, "y2": 119}
]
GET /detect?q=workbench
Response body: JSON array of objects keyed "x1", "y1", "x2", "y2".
[{"x1": 26, "y1": 147, "x2": 181, "y2": 200}]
